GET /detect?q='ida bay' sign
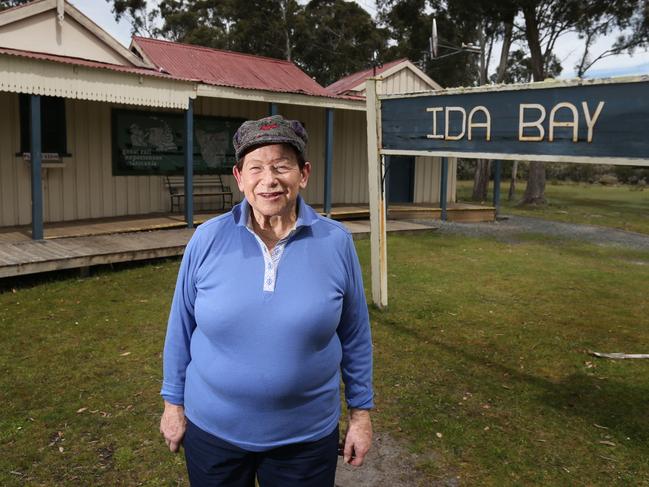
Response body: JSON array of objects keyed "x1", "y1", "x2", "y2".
[{"x1": 380, "y1": 77, "x2": 649, "y2": 166}]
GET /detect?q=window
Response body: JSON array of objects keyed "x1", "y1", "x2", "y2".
[{"x1": 19, "y1": 94, "x2": 69, "y2": 157}]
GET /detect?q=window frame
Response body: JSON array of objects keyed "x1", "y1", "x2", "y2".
[{"x1": 17, "y1": 94, "x2": 71, "y2": 160}]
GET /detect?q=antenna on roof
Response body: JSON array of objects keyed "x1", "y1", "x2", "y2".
[
  {"x1": 371, "y1": 50, "x2": 381, "y2": 77},
  {"x1": 430, "y1": 18, "x2": 438, "y2": 59},
  {"x1": 427, "y1": 18, "x2": 481, "y2": 62}
]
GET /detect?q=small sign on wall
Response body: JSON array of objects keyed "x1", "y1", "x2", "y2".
[{"x1": 111, "y1": 109, "x2": 244, "y2": 175}]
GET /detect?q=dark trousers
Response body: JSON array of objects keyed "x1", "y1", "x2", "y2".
[{"x1": 183, "y1": 419, "x2": 339, "y2": 487}]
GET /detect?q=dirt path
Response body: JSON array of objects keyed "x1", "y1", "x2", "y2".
[
  {"x1": 335, "y1": 433, "x2": 445, "y2": 487},
  {"x1": 412, "y1": 215, "x2": 649, "y2": 250}
]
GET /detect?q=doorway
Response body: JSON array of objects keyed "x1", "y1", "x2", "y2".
[{"x1": 387, "y1": 155, "x2": 415, "y2": 204}]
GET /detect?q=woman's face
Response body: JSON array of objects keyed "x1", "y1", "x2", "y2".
[{"x1": 233, "y1": 144, "x2": 311, "y2": 220}]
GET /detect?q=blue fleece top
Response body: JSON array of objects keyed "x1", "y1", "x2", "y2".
[{"x1": 161, "y1": 196, "x2": 373, "y2": 451}]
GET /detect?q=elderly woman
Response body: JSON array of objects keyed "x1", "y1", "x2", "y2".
[{"x1": 160, "y1": 115, "x2": 373, "y2": 486}]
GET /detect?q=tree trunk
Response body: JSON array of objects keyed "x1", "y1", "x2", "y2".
[
  {"x1": 472, "y1": 159, "x2": 491, "y2": 201},
  {"x1": 520, "y1": 5, "x2": 546, "y2": 205},
  {"x1": 470, "y1": 24, "x2": 491, "y2": 201},
  {"x1": 478, "y1": 21, "x2": 487, "y2": 84},
  {"x1": 496, "y1": 17, "x2": 514, "y2": 83},
  {"x1": 521, "y1": 161, "x2": 546, "y2": 205},
  {"x1": 508, "y1": 161, "x2": 518, "y2": 201},
  {"x1": 280, "y1": 0, "x2": 292, "y2": 61},
  {"x1": 522, "y1": 5, "x2": 545, "y2": 82}
]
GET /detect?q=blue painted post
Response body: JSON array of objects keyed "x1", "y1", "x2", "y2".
[
  {"x1": 30, "y1": 95, "x2": 43, "y2": 240},
  {"x1": 492, "y1": 160, "x2": 502, "y2": 218},
  {"x1": 184, "y1": 98, "x2": 194, "y2": 228},
  {"x1": 269, "y1": 103, "x2": 278, "y2": 116},
  {"x1": 324, "y1": 108, "x2": 334, "y2": 216},
  {"x1": 440, "y1": 157, "x2": 448, "y2": 221}
]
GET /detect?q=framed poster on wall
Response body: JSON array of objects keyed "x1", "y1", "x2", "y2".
[{"x1": 111, "y1": 109, "x2": 244, "y2": 175}]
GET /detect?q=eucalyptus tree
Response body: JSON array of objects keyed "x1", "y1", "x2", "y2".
[
  {"x1": 0, "y1": 0, "x2": 30, "y2": 10},
  {"x1": 515, "y1": 0, "x2": 645, "y2": 203},
  {"x1": 294, "y1": 0, "x2": 388, "y2": 86}
]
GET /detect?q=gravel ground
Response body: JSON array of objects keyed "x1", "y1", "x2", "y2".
[{"x1": 409, "y1": 215, "x2": 649, "y2": 250}]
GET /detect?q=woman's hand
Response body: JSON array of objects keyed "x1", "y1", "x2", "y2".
[
  {"x1": 160, "y1": 401, "x2": 186, "y2": 453},
  {"x1": 343, "y1": 408, "x2": 372, "y2": 466}
]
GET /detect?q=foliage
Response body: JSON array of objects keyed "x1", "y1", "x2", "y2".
[
  {"x1": 155, "y1": 0, "x2": 235, "y2": 49},
  {"x1": 154, "y1": 0, "x2": 302, "y2": 59},
  {"x1": 107, "y1": 0, "x2": 160, "y2": 37},
  {"x1": 613, "y1": 165, "x2": 649, "y2": 185},
  {"x1": 490, "y1": 48, "x2": 562, "y2": 84},
  {"x1": 2, "y1": 233, "x2": 649, "y2": 484},
  {"x1": 294, "y1": 0, "x2": 387, "y2": 86},
  {"x1": 0, "y1": 0, "x2": 30, "y2": 11},
  {"x1": 573, "y1": 0, "x2": 649, "y2": 77},
  {"x1": 376, "y1": 0, "x2": 481, "y2": 88}
]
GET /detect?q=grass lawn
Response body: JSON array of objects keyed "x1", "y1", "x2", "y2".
[
  {"x1": 2, "y1": 232, "x2": 649, "y2": 485},
  {"x1": 456, "y1": 180, "x2": 649, "y2": 235}
]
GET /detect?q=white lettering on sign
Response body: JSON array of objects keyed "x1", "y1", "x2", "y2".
[
  {"x1": 445, "y1": 107, "x2": 466, "y2": 140},
  {"x1": 467, "y1": 106, "x2": 491, "y2": 141},
  {"x1": 519, "y1": 104, "x2": 546, "y2": 142},
  {"x1": 427, "y1": 106, "x2": 490, "y2": 141},
  {"x1": 549, "y1": 102, "x2": 579, "y2": 142},
  {"x1": 519, "y1": 101, "x2": 605, "y2": 142},
  {"x1": 426, "y1": 107, "x2": 444, "y2": 139},
  {"x1": 582, "y1": 101, "x2": 605, "y2": 143},
  {"x1": 426, "y1": 100, "x2": 605, "y2": 143}
]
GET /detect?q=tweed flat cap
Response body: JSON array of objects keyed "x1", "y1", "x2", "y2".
[{"x1": 233, "y1": 115, "x2": 308, "y2": 162}]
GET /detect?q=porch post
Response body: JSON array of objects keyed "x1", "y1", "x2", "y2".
[
  {"x1": 440, "y1": 156, "x2": 448, "y2": 222},
  {"x1": 323, "y1": 108, "x2": 334, "y2": 217},
  {"x1": 492, "y1": 159, "x2": 502, "y2": 218},
  {"x1": 184, "y1": 98, "x2": 194, "y2": 228},
  {"x1": 269, "y1": 103, "x2": 278, "y2": 116},
  {"x1": 30, "y1": 95, "x2": 43, "y2": 240}
]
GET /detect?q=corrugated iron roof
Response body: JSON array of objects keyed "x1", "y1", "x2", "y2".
[
  {"x1": 133, "y1": 36, "x2": 335, "y2": 98},
  {"x1": 326, "y1": 58, "x2": 407, "y2": 95},
  {"x1": 0, "y1": 46, "x2": 190, "y2": 81}
]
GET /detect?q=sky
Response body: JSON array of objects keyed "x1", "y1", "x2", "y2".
[{"x1": 69, "y1": 0, "x2": 649, "y2": 80}]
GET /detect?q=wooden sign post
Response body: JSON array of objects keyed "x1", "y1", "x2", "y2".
[{"x1": 365, "y1": 78, "x2": 388, "y2": 308}]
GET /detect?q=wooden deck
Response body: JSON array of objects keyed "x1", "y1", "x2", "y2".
[
  {"x1": 0, "y1": 203, "x2": 493, "y2": 244},
  {"x1": 0, "y1": 212, "x2": 217, "y2": 243},
  {"x1": 0, "y1": 218, "x2": 436, "y2": 279},
  {"x1": 0, "y1": 229, "x2": 194, "y2": 278},
  {"x1": 0, "y1": 201, "x2": 496, "y2": 278}
]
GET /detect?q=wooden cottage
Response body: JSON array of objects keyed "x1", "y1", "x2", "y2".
[{"x1": 0, "y1": 0, "x2": 467, "y2": 242}]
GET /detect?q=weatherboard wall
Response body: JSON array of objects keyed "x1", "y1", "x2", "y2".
[
  {"x1": 357, "y1": 68, "x2": 435, "y2": 97},
  {"x1": 0, "y1": 93, "x2": 454, "y2": 228},
  {"x1": 0, "y1": 94, "x2": 170, "y2": 227}
]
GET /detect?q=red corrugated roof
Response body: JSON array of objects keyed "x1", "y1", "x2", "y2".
[
  {"x1": 326, "y1": 58, "x2": 407, "y2": 95},
  {"x1": 133, "y1": 36, "x2": 335, "y2": 98},
  {"x1": 0, "y1": 46, "x2": 188, "y2": 80}
]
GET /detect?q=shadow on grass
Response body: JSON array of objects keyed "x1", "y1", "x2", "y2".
[{"x1": 384, "y1": 318, "x2": 649, "y2": 443}]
